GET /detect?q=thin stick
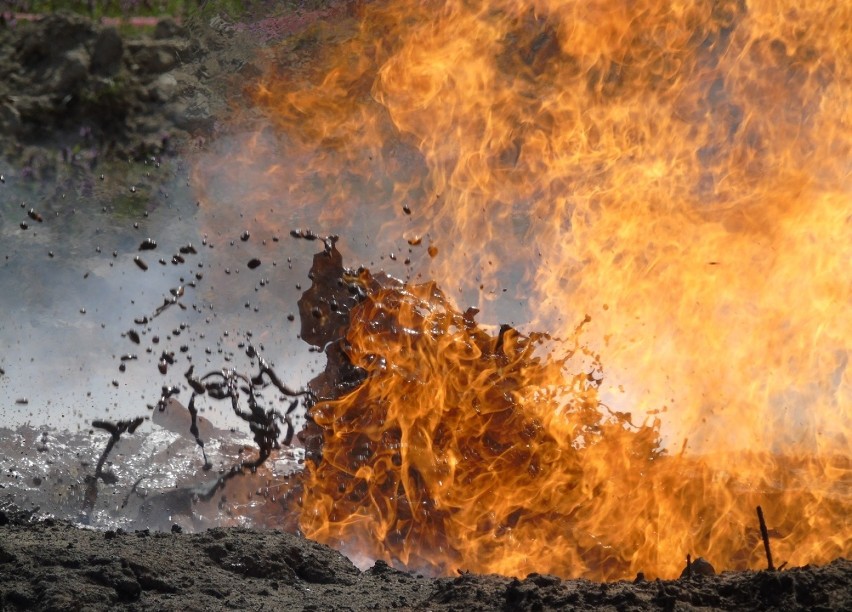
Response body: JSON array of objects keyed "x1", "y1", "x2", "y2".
[
  {"x1": 756, "y1": 505, "x2": 775, "y2": 571},
  {"x1": 685, "y1": 553, "x2": 692, "y2": 578}
]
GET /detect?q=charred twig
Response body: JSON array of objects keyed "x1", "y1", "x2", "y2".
[
  {"x1": 685, "y1": 553, "x2": 692, "y2": 578},
  {"x1": 757, "y1": 505, "x2": 775, "y2": 571}
]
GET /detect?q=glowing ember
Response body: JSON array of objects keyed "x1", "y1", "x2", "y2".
[{"x1": 196, "y1": 0, "x2": 851, "y2": 580}]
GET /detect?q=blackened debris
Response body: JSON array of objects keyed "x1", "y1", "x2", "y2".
[
  {"x1": 165, "y1": 353, "x2": 312, "y2": 503},
  {"x1": 185, "y1": 392, "x2": 211, "y2": 470},
  {"x1": 290, "y1": 228, "x2": 319, "y2": 240},
  {"x1": 297, "y1": 240, "x2": 366, "y2": 348},
  {"x1": 83, "y1": 417, "x2": 146, "y2": 518},
  {"x1": 184, "y1": 365, "x2": 206, "y2": 395}
]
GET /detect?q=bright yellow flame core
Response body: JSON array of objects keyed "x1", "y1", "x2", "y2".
[{"x1": 238, "y1": 0, "x2": 850, "y2": 578}]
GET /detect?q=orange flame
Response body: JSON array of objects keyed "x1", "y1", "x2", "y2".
[{"x1": 197, "y1": 0, "x2": 851, "y2": 579}]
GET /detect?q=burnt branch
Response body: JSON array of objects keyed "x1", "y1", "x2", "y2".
[{"x1": 757, "y1": 505, "x2": 775, "y2": 571}]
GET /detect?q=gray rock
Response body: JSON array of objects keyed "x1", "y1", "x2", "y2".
[
  {"x1": 150, "y1": 73, "x2": 178, "y2": 102},
  {"x1": 172, "y1": 92, "x2": 214, "y2": 133},
  {"x1": 0, "y1": 102, "x2": 22, "y2": 136}
]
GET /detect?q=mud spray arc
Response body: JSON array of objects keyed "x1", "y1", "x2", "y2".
[{"x1": 192, "y1": 0, "x2": 850, "y2": 581}]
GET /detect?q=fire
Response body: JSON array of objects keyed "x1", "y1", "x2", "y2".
[{"x1": 197, "y1": 0, "x2": 851, "y2": 579}]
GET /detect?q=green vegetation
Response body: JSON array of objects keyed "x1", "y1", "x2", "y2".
[{"x1": 3, "y1": 1, "x2": 281, "y2": 21}]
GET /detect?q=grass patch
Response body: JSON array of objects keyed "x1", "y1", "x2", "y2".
[{"x1": 3, "y1": 1, "x2": 288, "y2": 21}]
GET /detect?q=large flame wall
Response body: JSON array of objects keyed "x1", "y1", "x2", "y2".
[{"x1": 197, "y1": 0, "x2": 850, "y2": 579}]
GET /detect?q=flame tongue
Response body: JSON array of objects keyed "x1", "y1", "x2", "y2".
[
  {"x1": 300, "y1": 245, "x2": 663, "y2": 577},
  {"x1": 297, "y1": 249, "x2": 849, "y2": 579}
]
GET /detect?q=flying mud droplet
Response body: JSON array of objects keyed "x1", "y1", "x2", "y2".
[
  {"x1": 28, "y1": 209, "x2": 43, "y2": 223},
  {"x1": 428, "y1": 244, "x2": 438, "y2": 258},
  {"x1": 290, "y1": 228, "x2": 318, "y2": 241},
  {"x1": 127, "y1": 330, "x2": 141, "y2": 344},
  {"x1": 240, "y1": 230, "x2": 250, "y2": 242},
  {"x1": 134, "y1": 256, "x2": 148, "y2": 271},
  {"x1": 20, "y1": 222, "x2": 28, "y2": 230},
  {"x1": 139, "y1": 238, "x2": 157, "y2": 251},
  {"x1": 247, "y1": 258, "x2": 261, "y2": 269}
]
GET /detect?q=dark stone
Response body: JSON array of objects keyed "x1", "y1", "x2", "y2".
[
  {"x1": 90, "y1": 27, "x2": 123, "y2": 76},
  {"x1": 154, "y1": 18, "x2": 186, "y2": 40}
]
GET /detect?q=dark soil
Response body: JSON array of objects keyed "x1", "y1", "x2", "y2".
[{"x1": 0, "y1": 506, "x2": 848, "y2": 611}]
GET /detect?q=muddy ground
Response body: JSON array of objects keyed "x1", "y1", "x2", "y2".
[
  {"x1": 1, "y1": 505, "x2": 849, "y2": 611},
  {"x1": 1, "y1": 7, "x2": 850, "y2": 612}
]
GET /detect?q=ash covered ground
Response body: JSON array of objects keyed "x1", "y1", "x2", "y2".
[{"x1": 1, "y1": 5, "x2": 850, "y2": 611}]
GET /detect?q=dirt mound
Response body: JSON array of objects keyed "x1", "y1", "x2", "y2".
[
  {"x1": 0, "y1": 11, "x2": 248, "y2": 165},
  {"x1": 0, "y1": 507, "x2": 848, "y2": 611}
]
